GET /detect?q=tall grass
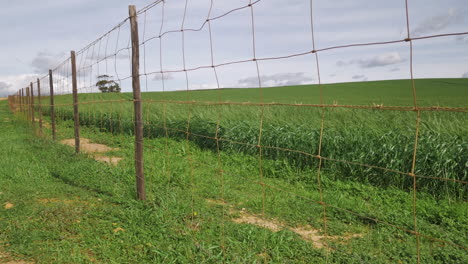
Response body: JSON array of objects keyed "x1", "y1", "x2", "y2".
[{"x1": 42, "y1": 81, "x2": 467, "y2": 199}]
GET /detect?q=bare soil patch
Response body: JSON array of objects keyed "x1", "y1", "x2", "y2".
[
  {"x1": 206, "y1": 199, "x2": 363, "y2": 249},
  {"x1": 3, "y1": 203, "x2": 14, "y2": 210},
  {"x1": 60, "y1": 138, "x2": 122, "y2": 165},
  {"x1": 60, "y1": 138, "x2": 118, "y2": 153}
]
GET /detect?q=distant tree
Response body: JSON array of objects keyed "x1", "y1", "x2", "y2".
[{"x1": 96, "y1": 75, "x2": 121, "y2": 93}]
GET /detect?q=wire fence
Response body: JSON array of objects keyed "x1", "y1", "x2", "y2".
[{"x1": 6, "y1": 0, "x2": 467, "y2": 262}]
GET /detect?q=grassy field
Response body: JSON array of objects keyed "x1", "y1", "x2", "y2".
[{"x1": 2, "y1": 79, "x2": 467, "y2": 263}]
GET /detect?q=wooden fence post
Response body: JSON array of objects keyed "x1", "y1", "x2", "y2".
[
  {"x1": 20, "y1": 89, "x2": 23, "y2": 115},
  {"x1": 14, "y1": 92, "x2": 17, "y2": 113},
  {"x1": 25, "y1": 88, "x2": 28, "y2": 118},
  {"x1": 71, "y1": 51, "x2": 80, "y2": 154},
  {"x1": 129, "y1": 5, "x2": 146, "y2": 200},
  {"x1": 37, "y1": 78, "x2": 43, "y2": 135},
  {"x1": 26, "y1": 87, "x2": 30, "y2": 121},
  {"x1": 22, "y1": 89, "x2": 25, "y2": 117},
  {"x1": 49, "y1": 70, "x2": 56, "y2": 140},
  {"x1": 30, "y1": 82, "x2": 35, "y2": 125}
]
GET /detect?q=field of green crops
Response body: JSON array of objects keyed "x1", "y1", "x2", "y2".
[{"x1": 47, "y1": 78, "x2": 467, "y2": 198}]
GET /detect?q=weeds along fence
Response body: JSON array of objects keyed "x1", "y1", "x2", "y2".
[{"x1": 6, "y1": 0, "x2": 468, "y2": 262}]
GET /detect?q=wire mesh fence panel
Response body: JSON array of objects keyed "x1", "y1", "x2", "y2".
[{"x1": 7, "y1": 0, "x2": 468, "y2": 263}]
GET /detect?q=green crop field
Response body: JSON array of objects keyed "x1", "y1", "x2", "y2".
[
  {"x1": 48, "y1": 78, "x2": 467, "y2": 197},
  {"x1": 2, "y1": 78, "x2": 467, "y2": 263}
]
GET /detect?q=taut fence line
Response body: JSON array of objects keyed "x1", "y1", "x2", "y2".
[{"x1": 5, "y1": 1, "x2": 467, "y2": 262}]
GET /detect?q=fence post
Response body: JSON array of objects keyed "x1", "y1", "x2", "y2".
[
  {"x1": 25, "y1": 88, "x2": 27, "y2": 118},
  {"x1": 37, "y1": 78, "x2": 43, "y2": 135},
  {"x1": 129, "y1": 5, "x2": 146, "y2": 200},
  {"x1": 71, "y1": 51, "x2": 80, "y2": 154},
  {"x1": 30, "y1": 82, "x2": 35, "y2": 125},
  {"x1": 26, "y1": 87, "x2": 30, "y2": 121},
  {"x1": 20, "y1": 89, "x2": 23, "y2": 116},
  {"x1": 49, "y1": 70, "x2": 56, "y2": 141},
  {"x1": 14, "y1": 92, "x2": 17, "y2": 112},
  {"x1": 22, "y1": 89, "x2": 25, "y2": 117}
]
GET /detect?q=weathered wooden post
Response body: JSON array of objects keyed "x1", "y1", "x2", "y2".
[
  {"x1": 22, "y1": 88, "x2": 26, "y2": 117},
  {"x1": 49, "y1": 70, "x2": 57, "y2": 140},
  {"x1": 37, "y1": 78, "x2": 43, "y2": 135},
  {"x1": 26, "y1": 87, "x2": 30, "y2": 121},
  {"x1": 30, "y1": 82, "x2": 35, "y2": 125},
  {"x1": 20, "y1": 89, "x2": 23, "y2": 115},
  {"x1": 129, "y1": 5, "x2": 146, "y2": 200},
  {"x1": 71, "y1": 51, "x2": 80, "y2": 154}
]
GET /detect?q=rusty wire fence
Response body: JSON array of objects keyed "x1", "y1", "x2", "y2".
[{"x1": 6, "y1": 0, "x2": 468, "y2": 262}]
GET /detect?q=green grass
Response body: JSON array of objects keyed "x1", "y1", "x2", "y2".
[
  {"x1": 39, "y1": 78, "x2": 468, "y2": 198},
  {"x1": 1, "y1": 78, "x2": 467, "y2": 263}
]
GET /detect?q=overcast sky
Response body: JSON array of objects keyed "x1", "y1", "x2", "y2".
[{"x1": 1, "y1": 0, "x2": 467, "y2": 97}]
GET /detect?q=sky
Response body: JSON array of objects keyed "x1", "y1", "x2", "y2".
[{"x1": 0, "y1": 0, "x2": 467, "y2": 97}]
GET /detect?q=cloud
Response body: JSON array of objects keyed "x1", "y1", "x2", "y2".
[
  {"x1": 389, "y1": 67, "x2": 400, "y2": 72},
  {"x1": 463, "y1": 72, "x2": 468, "y2": 78},
  {"x1": 31, "y1": 50, "x2": 66, "y2": 74},
  {"x1": 0, "y1": 81, "x2": 13, "y2": 97},
  {"x1": 352, "y1": 75, "x2": 368, "y2": 81},
  {"x1": 411, "y1": 9, "x2": 466, "y2": 37},
  {"x1": 337, "y1": 52, "x2": 406, "y2": 68},
  {"x1": 455, "y1": 35, "x2": 468, "y2": 44},
  {"x1": 152, "y1": 73, "x2": 174, "y2": 81},
  {"x1": 352, "y1": 75, "x2": 365, "y2": 80},
  {"x1": 0, "y1": 74, "x2": 42, "y2": 97},
  {"x1": 237, "y1": 72, "x2": 313, "y2": 88}
]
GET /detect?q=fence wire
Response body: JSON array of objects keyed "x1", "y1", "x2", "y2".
[{"x1": 7, "y1": 0, "x2": 468, "y2": 263}]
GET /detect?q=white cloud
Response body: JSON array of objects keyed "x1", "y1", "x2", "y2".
[
  {"x1": 337, "y1": 52, "x2": 406, "y2": 68},
  {"x1": 152, "y1": 72, "x2": 174, "y2": 81},
  {"x1": 237, "y1": 72, "x2": 313, "y2": 88},
  {"x1": 462, "y1": 72, "x2": 468, "y2": 78},
  {"x1": 0, "y1": 81, "x2": 13, "y2": 97},
  {"x1": 31, "y1": 50, "x2": 66, "y2": 74},
  {"x1": 389, "y1": 67, "x2": 400, "y2": 72},
  {"x1": 411, "y1": 9, "x2": 466, "y2": 37},
  {"x1": 0, "y1": 74, "x2": 43, "y2": 97}
]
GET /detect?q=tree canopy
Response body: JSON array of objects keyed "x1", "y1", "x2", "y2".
[{"x1": 96, "y1": 75, "x2": 121, "y2": 93}]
